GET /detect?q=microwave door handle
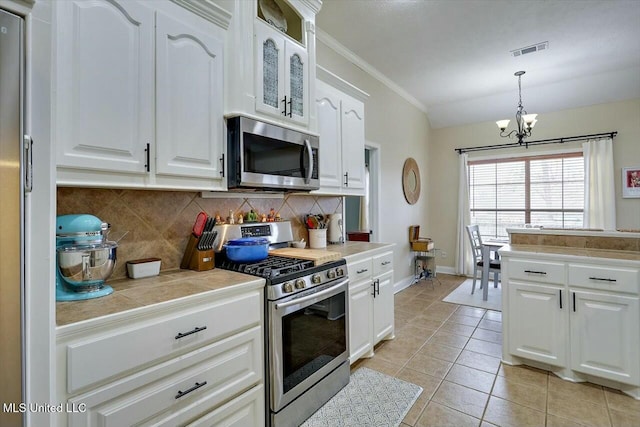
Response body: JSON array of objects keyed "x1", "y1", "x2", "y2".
[{"x1": 303, "y1": 139, "x2": 313, "y2": 184}]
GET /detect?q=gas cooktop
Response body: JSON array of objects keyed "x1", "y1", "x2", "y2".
[{"x1": 217, "y1": 255, "x2": 315, "y2": 280}]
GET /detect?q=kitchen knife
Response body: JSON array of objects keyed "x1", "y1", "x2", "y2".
[
  {"x1": 182, "y1": 212, "x2": 208, "y2": 269},
  {"x1": 198, "y1": 217, "x2": 214, "y2": 251}
]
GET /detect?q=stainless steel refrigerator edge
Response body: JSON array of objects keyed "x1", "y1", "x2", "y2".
[{"x1": 0, "y1": 8, "x2": 25, "y2": 427}]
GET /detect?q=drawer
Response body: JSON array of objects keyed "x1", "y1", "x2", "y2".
[
  {"x1": 372, "y1": 251, "x2": 393, "y2": 276},
  {"x1": 508, "y1": 259, "x2": 565, "y2": 285},
  {"x1": 348, "y1": 258, "x2": 373, "y2": 282},
  {"x1": 568, "y1": 263, "x2": 639, "y2": 294},
  {"x1": 66, "y1": 290, "x2": 261, "y2": 393},
  {"x1": 187, "y1": 384, "x2": 264, "y2": 427},
  {"x1": 68, "y1": 326, "x2": 263, "y2": 427}
]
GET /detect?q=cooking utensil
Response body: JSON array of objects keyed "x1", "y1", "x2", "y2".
[
  {"x1": 57, "y1": 242, "x2": 117, "y2": 286},
  {"x1": 182, "y1": 212, "x2": 209, "y2": 269},
  {"x1": 193, "y1": 211, "x2": 207, "y2": 237},
  {"x1": 224, "y1": 237, "x2": 269, "y2": 262}
]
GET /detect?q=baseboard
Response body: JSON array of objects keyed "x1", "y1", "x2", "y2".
[
  {"x1": 436, "y1": 266, "x2": 456, "y2": 275},
  {"x1": 394, "y1": 275, "x2": 414, "y2": 294}
]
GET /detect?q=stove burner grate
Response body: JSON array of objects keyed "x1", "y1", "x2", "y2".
[{"x1": 219, "y1": 255, "x2": 315, "y2": 279}]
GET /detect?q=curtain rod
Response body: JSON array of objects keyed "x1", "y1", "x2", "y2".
[{"x1": 455, "y1": 131, "x2": 617, "y2": 154}]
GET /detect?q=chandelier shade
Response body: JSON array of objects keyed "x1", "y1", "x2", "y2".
[{"x1": 496, "y1": 70, "x2": 537, "y2": 147}]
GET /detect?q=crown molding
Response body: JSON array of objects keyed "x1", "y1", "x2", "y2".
[
  {"x1": 296, "y1": 0, "x2": 323, "y2": 16},
  {"x1": 317, "y1": 65, "x2": 369, "y2": 102},
  {"x1": 171, "y1": 0, "x2": 232, "y2": 29},
  {"x1": 316, "y1": 27, "x2": 428, "y2": 115}
]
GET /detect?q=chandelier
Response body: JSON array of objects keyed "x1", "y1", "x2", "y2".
[{"x1": 496, "y1": 71, "x2": 537, "y2": 148}]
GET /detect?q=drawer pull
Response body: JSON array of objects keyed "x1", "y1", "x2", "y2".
[
  {"x1": 381, "y1": 261, "x2": 391, "y2": 266},
  {"x1": 559, "y1": 289, "x2": 563, "y2": 309},
  {"x1": 357, "y1": 268, "x2": 369, "y2": 274},
  {"x1": 175, "y1": 326, "x2": 207, "y2": 340},
  {"x1": 175, "y1": 381, "x2": 207, "y2": 399},
  {"x1": 588, "y1": 277, "x2": 617, "y2": 282},
  {"x1": 524, "y1": 270, "x2": 547, "y2": 275}
]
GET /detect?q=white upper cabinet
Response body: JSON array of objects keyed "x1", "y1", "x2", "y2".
[
  {"x1": 54, "y1": 0, "x2": 229, "y2": 190},
  {"x1": 314, "y1": 69, "x2": 369, "y2": 196},
  {"x1": 255, "y1": 19, "x2": 309, "y2": 126},
  {"x1": 155, "y1": 12, "x2": 224, "y2": 179},
  {"x1": 55, "y1": 0, "x2": 154, "y2": 174},
  {"x1": 226, "y1": 0, "x2": 320, "y2": 131}
]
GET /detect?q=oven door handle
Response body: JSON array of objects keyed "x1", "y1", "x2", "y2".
[{"x1": 275, "y1": 279, "x2": 348, "y2": 310}]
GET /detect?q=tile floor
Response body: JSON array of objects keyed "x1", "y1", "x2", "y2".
[{"x1": 350, "y1": 274, "x2": 640, "y2": 427}]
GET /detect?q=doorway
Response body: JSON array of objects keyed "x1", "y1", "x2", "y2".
[{"x1": 345, "y1": 142, "x2": 380, "y2": 242}]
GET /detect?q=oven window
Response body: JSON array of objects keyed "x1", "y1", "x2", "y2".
[
  {"x1": 282, "y1": 291, "x2": 346, "y2": 393},
  {"x1": 243, "y1": 132, "x2": 318, "y2": 179}
]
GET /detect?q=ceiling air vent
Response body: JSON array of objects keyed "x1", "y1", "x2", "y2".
[{"x1": 511, "y1": 41, "x2": 549, "y2": 57}]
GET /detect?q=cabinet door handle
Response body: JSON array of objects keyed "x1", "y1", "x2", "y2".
[
  {"x1": 175, "y1": 326, "x2": 207, "y2": 340},
  {"x1": 357, "y1": 268, "x2": 368, "y2": 274},
  {"x1": 376, "y1": 278, "x2": 380, "y2": 296},
  {"x1": 144, "y1": 143, "x2": 150, "y2": 172},
  {"x1": 559, "y1": 289, "x2": 563, "y2": 309},
  {"x1": 281, "y1": 95, "x2": 288, "y2": 116},
  {"x1": 588, "y1": 276, "x2": 617, "y2": 282},
  {"x1": 572, "y1": 292, "x2": 576, "y2": 312},
  {"x1": 344, "y1": 172, "x2": 349, "y2": 187},
  {"x1": 175, "y1": 381, "x2": 207, "y2": 399},
  {"x1": 371, "y1": 280, "x2": 376, "y2": 297},
  {"x1": 524, "y1": 270, "x2": 547, "y2": 275},
  {"x1": 287, "y1": 97, "x2": 292, "y2": 117},
  {"x1": 220, "y1": 154, "x2": 225, "y2": 177}
]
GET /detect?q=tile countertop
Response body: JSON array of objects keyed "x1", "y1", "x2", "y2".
[
  {"x1": 499, "y1": 244, "x2": 640, "y2": 263},
  {"x1": 320, "y1": 241, "x2": 395, "y2": 259},
  {"x1": 56, "y1": 268, "x2": 265, "y2": 327},
  {"x1": 56, "y1": 242, "x2": 394, "y2": 327}
]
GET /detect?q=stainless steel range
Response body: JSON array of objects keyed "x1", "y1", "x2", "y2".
[{"x1": 214, "y1": 221, "x2": 350, "y2": 427}]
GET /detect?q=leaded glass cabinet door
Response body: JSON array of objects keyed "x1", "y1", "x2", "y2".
[
  {"x1": 255, "y1": 19, "x2": 285, "y2": 119},
  {"x1": 284, "y1": 39, "x2": 309, "y2": 125}
]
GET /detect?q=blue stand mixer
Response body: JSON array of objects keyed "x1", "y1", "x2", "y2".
[{"x1": 56, "y1": 214, "x2": 117, "y2": 301}]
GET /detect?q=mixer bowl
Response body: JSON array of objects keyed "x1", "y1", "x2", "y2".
[{"x1": 57, "y1": 241, "x2": 117, "y2": 287}]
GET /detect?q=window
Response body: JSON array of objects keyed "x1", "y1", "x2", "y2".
[{"x1": 468, "y1": 152, "x2": 584, "y2": 239}]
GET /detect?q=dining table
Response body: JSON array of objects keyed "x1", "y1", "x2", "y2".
[{"x1": 481, "y1": 239, "x2": 508, "y2": 301}]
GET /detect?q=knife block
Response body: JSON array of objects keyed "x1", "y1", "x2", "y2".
[
  {"x1": 181, "y1": 235, "x2": 214, "y2": 271},
  {"x1": 189, "y1": 248, "x2": 215, "y2": 272}
]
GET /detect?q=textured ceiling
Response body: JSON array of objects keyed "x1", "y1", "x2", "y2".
[{"x1": 316, "y1": 0, "x2": 640, "y2": 129}]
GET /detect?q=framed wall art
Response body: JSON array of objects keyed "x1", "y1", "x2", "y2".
[{"x1": 622, "y1": 166, "x2": 640, "y2": 198}]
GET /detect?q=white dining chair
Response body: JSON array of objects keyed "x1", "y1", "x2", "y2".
[{"x1": 465, "y1": 225, "x2": 500, "y2": 294}]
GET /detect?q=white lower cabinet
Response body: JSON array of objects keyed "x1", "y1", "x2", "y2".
[
  {"x1": 570, "y1": 290, "x2": 639, "y2": 384},
  {"x1": 57, "y1": 287, "x2": 265, "y2": 427},
  {"x1": 347, "y1": 248, "x2": 395, "y2": 364},
  {"x1": 502, "y1": 251, "x2": 640, "y2": 398},
  {"x1": 507, "y1": 282, "x2": 567, "y2": 367}
]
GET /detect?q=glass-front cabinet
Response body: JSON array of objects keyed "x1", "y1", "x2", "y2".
[
  {"x1": 255, "y1": 18, "x2": 309, "y2": 126},
  {"x1": 226, "y1": 0, "x2": 319, "y2": 130}
]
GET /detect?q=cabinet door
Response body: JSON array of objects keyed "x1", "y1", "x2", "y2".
[
  {"x1": 155, "y1": 12, "x2": 224, "y2": 179},
  {"x1": 570, "y1": 290, "x2": 639, "y2": 385},
  {"x1": 341, "y1": 95, "x2": 365, "y2": 190},
  {"x1": 55, "y1": 0, "x2": 153, "y2": 174},
  {"x1": 315, "y1": 80, "x2": 343, "y2": 190},
  {"x1": 349, "y1": 278, "x2": 373, "y2": 363},
  {"x1": 373, "y1": 270, "x2": 394, "y2": 344},
  {"x1": 284, "y1": 40, "x2": 309, "y2": 125},
  {"x1": 508, "y1": 282, "x2": 567, "y2": 367},
  {"x1": 255, "y1": 20, "x2": 285, "y2": 119}
]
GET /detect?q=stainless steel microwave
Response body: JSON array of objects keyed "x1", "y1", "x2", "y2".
[{"x1": 226, "y1": 116, "x2": 319, "y2": 191}]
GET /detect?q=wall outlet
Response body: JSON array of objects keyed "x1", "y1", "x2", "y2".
[{"x1": 441, "y1": 251, "x2": 447, "y2": 258}]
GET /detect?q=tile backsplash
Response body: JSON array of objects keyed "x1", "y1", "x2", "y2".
[{"x1": 57, "y1": 188, "x2": 342, "y2": 280}]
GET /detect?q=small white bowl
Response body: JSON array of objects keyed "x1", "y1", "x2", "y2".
[
  {"x1": 291, "y1": 241, "x2": 306, "y2": 249},
  {"x1": 126, "y1": 258, "x2": 161, "y2": 279}
]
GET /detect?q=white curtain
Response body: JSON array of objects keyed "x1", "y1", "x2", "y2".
[
  {"x1": 583, "y1": 138, "x2": 616, "y2": 230},
  {"x1": 359, "y1": 165, "x2": 370, "y2": 231},
  {"x1": 455, "y1": 153, "x2": 472, "y2": 275}
]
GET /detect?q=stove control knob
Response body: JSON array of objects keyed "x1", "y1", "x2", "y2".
[
  {"x1": 311, "y1": 274, "x2": 322, "y2": 284},
  {"x1": 295, "y1": 279, "x2": 306, "y2": 289},
  {"x1": 336, "y1": 267, "x2": 345, "y2": 277},
  {"x1": 282, "y1": 282, "x2": 294, "y2": 293},
  {"x1": 326, "y1": 270, "x2": 336, "y2": 280}
]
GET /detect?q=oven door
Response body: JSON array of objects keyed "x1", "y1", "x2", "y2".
[{"x1": 269, "y1": 278, "x2": 349, "y2": 412}]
